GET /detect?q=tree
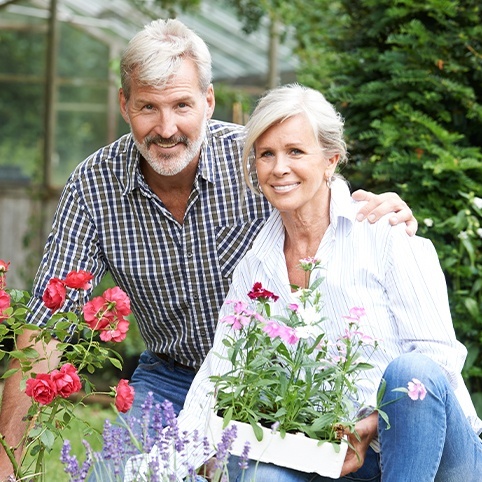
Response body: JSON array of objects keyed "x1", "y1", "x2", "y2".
[{"x1": 287, "y1": 0, "x2": 482, "y2": 406}]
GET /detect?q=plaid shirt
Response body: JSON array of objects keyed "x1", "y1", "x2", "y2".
[{"x1": 28, "y1": 120, "x2": 272, "y2": 368}]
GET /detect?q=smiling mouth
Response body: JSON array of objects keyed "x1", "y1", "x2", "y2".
[
  {"x1": 154, "y1": 141, "x2": 178, "y2": 148},
  {"x1": 146, "y1": 135, "x2": 188, "y2": 150},
  {"x1": 272, "y1": 183, "x2": 300, "y2": 192}
]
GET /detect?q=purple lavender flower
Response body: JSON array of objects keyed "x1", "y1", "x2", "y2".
[
  {"x1": 60, "y1": 440, "x2": 80, "y2": 479},
  {"x1": 238, "y1": 441, "x2": 251, "y2": 470},
  {"x1": 214, "y1": 424, "x2": 238, "y2": 471}
]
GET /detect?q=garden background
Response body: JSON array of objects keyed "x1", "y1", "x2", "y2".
[{"x1": 0, "y1": 0, "x2": 481, "y2": 474}]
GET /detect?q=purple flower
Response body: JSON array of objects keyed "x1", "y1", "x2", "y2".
[
  {"x1": 238, "y1": 441, "x2": 251, "y2": 470},
  {"x1": 60, "y1": 440, "x2": 81, "y2": 480},
  {"x1": 214, "y1": 424, "x2": 238, "y2": 470}
]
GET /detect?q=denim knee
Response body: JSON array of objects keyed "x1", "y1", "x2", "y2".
[{"x1": 382, "y1": 352, "x2": 445, "y2": 387}]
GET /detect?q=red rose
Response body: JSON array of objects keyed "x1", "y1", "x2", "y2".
[
  {"x1": 114, "y1": 379, "x2": 135, "y2": 413},
  {"x1": 64, "y1": 270, "x2": 94, "y2": 290},
  {"x1": 83, "y1": 296, "x2": 113, "y2": 330},
  {"x1": 100, "y1": 318, "x2": 130, "y2": 343},
  {"x1": 25, "y1": 373, "x2": 57, "y2": 405},
  {"x1": 0, "y1": 260, "x2": 10, "y2": 273},
  {"x1": 50, "y1": 363, "x2": 82, "y2": 398},
  {"x1": 42, "y1": 278, "x2": 67, "y2": 312},
  {"x1": 247, "y1": 282, "x2": 279, "y2": 302},
  {"x1": 0, "y1": 290, "x2": 10, "y2": 322},
  {"x1": 103, "y1": 287, "x2": 131, "y2": 317}
]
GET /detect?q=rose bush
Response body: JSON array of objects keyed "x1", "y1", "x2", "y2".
[{"x1": 0, "y1": 260, "x2": 135, "y2": 481}]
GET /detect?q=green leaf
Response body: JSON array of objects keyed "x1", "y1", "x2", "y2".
[
  {"x1": 1, "y1": 368, "x2": 19, "y2": 379},
  {"x1": 108, "y1": 357, "x2": 123, "y2": 370},
  {"x1": 40, "y1": 429, "x2": 56, "y2": 450},
  {"x1": 247, "y1": 416, "x2": 264, "y2": 442}
]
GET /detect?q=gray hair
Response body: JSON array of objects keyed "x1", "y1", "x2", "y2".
[
  {"x1": 120, "y1": 19, "x2": 212, "y2": 99},
  {"x1": 242, "y1": 84, "x2": 347, "y2": 193}
]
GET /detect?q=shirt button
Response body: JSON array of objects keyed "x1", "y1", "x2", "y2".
[
  {"x1": 193, "y1": 294, "x2": 199, "y2": 300},
  {"x1": 187, "y1": 252, "x2": 193, "y2": 258}
]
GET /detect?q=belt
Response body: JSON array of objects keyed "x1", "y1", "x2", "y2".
[{"x1": 155, "y1": 353, "x2": 197, "y2": 372}]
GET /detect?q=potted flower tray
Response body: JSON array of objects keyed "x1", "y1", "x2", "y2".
[{"x1": 207, "y1": 411, "x2": 348, "y2": 478}]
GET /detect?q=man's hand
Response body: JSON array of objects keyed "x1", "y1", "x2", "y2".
[
  {"x1": 352, "y1": 189, "x2": 418, "y2": 236},
  {"x1": 340, "y1": 412, "x2": 378, "y2": 476}
]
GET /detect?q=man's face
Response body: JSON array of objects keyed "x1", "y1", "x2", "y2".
[{"x1": 119, "y1": 59, "x2": 215, "y2": 177}]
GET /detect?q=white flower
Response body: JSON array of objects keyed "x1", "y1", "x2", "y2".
[
  {"x1": 297, "y1": 305, "x2": 320, "y2": 325},
  {"x1": 458, "y1": 231, "x2": 469, "y2": 240},
  {"x1": 473, "y1": 197, "x2": 482, "y2": 210},
  {"x1": 477, "y1": 228, "x2": 482, "y2": 239},
  {"x1": 295, "y1": 325, "x2": 317, "y2": 339},
  {"x1": 423, "y1": 218, "x2": 434, "y2": 227}
]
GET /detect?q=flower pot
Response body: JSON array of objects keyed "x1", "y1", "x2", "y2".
[{"x1": 207, "y1": 411, "x2": 348, "y2": 478}]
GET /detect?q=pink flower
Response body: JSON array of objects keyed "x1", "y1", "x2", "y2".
[
  {"x1": 221, "y1": 301, "x2": 255, "y2": 330},
  {"x1": 288, "y1": 303, "x2": 299, "y2": 312},
  {"x1": 64, "y1": 270, "x2": 94, "y2": 290},
  {"x1": 298, "y1": 257, "x2": 321, "y2": 271},
  {"x1": 25, "y1": 373, "x2": 57, "y2": 405},
  {"x1": 42, "y1": 278, "x2": 67, "y2": 313},
  {"x1": 343, "y1": 306, "x2": 366, "y2": 321},
  {"x1": 83, "y1": 296, "x2": 113, "y2": 330},
  {"x1": 407, "y1": 378, "x2": 427, "y2": 401},
  {"x1": 279, "y1": 326, "x2": 300, "y2": 345},
  {"x1": 0, "y1": 290, "x2": 10, "y2": 322},
  {"x1": 99, "y1": 318, "x2": 130, "y2": 343},
  {"x1": 262, "y1": 320, "x2": 282, "y2": 339},
  {"x1": 103, "y1": 287, "x2": 131, "y2": 316},
  {"x1": 247, "y1": 282, "x2": 279, "y2": 302},
  {"x1": 50, "y1": 363, "x2": 82, "y2": 398},
  {"x1": 115, "y1": 379, "x2": 135, "y2": 413}
]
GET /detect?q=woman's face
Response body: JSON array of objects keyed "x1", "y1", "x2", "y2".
[{"x1": 255, "y1": 114, "x2": 337, "y2": 215}]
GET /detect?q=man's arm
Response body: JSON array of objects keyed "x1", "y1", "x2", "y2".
[
  {"x1": 0, "y1": 330, "x2": 61, "y2": 479},
  {"x1": 352, "y1": 189, "x2": 418, "y2": 236}
]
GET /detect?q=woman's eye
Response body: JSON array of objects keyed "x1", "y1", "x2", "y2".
[{"x1": 290, "y1": 148, "x2": 303, "y2": 155}]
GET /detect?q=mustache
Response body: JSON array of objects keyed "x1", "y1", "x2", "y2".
[{"x1": 145, "y1": 134, "x2": 189, "y2": 147}]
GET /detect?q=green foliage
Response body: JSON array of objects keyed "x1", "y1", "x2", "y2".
[{"x1": 282, "y1": 0, "x2": 482, "y2": 408}]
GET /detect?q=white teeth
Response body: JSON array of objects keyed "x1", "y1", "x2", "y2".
[
  {"x1": 155, "y1": 142, "x2": 177, "y2": 148},
  {"x1": 273, "y1": 183, "x2": 299, "y2": 192}
]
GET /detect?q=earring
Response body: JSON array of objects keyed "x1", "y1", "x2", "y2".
[
  {"x1": 326, "y1": 174, "x2": 334, "y2": 189},
  {"x1": 257, "y1": 182, "x2": 263, "y2": 193}
]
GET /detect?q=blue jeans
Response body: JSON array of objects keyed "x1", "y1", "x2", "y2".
[
  {"x1": 231, "y1": 353, "x2": 482, "y2": 482},
  {"x1": 127, "y1": 350, "x2": 197, "y2": 419}
]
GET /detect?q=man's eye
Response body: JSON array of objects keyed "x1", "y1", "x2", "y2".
[
  {"x1": 178, "y1": 102, "x2": 188, "y2": 108},
  {"x1": 143, "y1": 104, "x2": 154, "y2": 110}
]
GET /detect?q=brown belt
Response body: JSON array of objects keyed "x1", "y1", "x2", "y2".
[{"x1": 155, "y1": 353, "x2": 197, "y2": 372}]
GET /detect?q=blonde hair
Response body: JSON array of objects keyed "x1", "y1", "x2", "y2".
[
  {"x1": 242, "y1": 84, "x2": 347, "y2": 194},
  {"x1": 120, "y1": 18, "x2": 212, "y2": 99}
]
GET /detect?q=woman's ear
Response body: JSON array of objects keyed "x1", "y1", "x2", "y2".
[{"x1": 328, "y1": 153, "x2": 340, "y2": 168}]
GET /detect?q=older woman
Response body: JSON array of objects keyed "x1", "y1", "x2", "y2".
[{"x1": 127, "y1": 84, "x2": 482, "y2": 481}]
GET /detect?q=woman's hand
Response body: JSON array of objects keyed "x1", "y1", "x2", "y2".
[
  {"x1": 340, "y1": 412, "x2": 378, "y2": 476},
  {"x1": 352, "y1": 189, "x2": 418, "y2": 236}
]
